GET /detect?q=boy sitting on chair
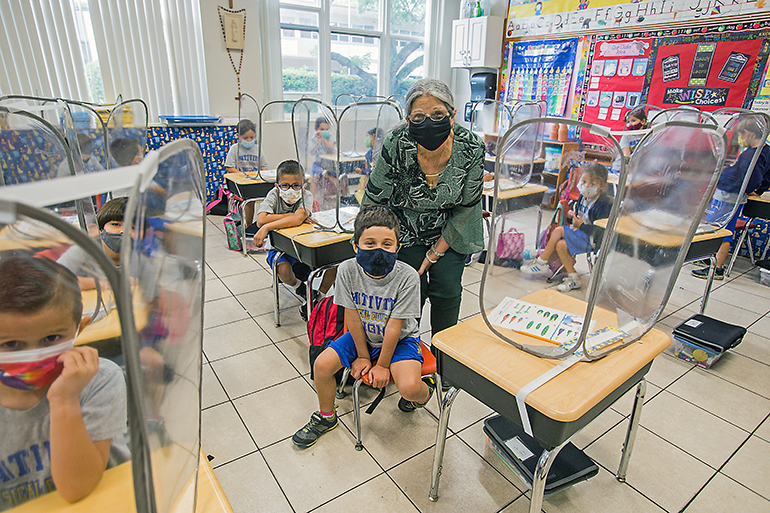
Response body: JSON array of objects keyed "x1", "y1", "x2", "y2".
[
  {"x1": 292, "y1": 206, "x2": 435, "y2": 448},
  {"x1": 522, "y1": 163, "x2": 611, "y2": 292}
]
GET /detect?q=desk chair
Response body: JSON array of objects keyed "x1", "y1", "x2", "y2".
[
  {"x1": 336, "y1": 340, "x2": 439, "y2": 451},
  {"x1": 239, "y1": 197, "x2": 262, "y2": 256}
]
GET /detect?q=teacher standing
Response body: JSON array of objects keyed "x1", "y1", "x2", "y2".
[{"x1": 363, "y1": 78, "x2": 484, "y2": 337}]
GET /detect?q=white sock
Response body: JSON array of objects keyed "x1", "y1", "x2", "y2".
[
  {"x1": 291, "y1": 279, "x2": 302, "y2": 289},
  {"x1": 568, "y1": 272, "x2": 579, "y2": 281},
  {"x1": 536, "y1": 257, "x2": 548, "y2": 265}
]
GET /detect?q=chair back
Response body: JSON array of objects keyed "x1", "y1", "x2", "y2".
[
  {"x1": 107, "y1": 99, "x2": 149, "y2": 169},
  {"x1": 650, "y1": 106, "x2": 716, "y2": 125}
]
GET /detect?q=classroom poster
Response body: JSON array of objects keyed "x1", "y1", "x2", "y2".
[
  {"x1": 499, "y1": 38, "x2": 578, "y2": 116},
  {"x1": 580, "y1": 37, "x2": 653, "y2": 131},
  {"x1": 643, "y1": 33, "x2": 770, "y2": 112},
  {"x1": 504, "y1": 0, "x2": 770, "y2": 38}
]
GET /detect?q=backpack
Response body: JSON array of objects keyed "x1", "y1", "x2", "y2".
[
  {"x1": 206, "y1": 187, "x2": 230, "y2": 216},
  {"x1": 308, "y1": 296, "x2": 347, "y2": 381},
  {"x1": 223, "y1": 212, "x2": 242, "y2": 251}
]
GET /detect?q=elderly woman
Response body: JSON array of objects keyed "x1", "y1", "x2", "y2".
[{"x1": 363, "y1": 78, "x2": 484, "y2": 337}]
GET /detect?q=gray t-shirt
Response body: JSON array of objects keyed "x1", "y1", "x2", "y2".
[
  {"x1": 334, "y1": 258, "x2": 420, "y2": 348},
  {"x1": 257, "y1": 187, "x2": 313, "y2": 216},
  {"x1": 0, "y1": 358, "x2": 130, "y2": 510},
  {"x1": 225, "y1": 141, "x2": 268, "y2": 171}
]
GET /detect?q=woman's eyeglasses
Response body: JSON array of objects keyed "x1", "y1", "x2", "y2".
[
  {"x1": 277, "y1": 182, "x2": 303, "y2": 191},
  {"x1": 409, "y1": 112, "x2": 449, "y2": 124}
]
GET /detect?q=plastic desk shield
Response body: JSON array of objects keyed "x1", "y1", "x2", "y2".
[
  {"x1": 335, "y1": 100, "x2": 402, "y2": 230},
  {"x1": 479, "y1": 119, "x2": 623, "y2": 359},
  {"x1": 0, "y1": 201, "x2": 131, "y2": 512},
  {"x1": 650, "y1": 107, "x2": 716, "y2": 125},
  {"x1": 107, "y1": 99, "x2": 149, "y2": 169},
  {"x1": 292, "y1": 99, "x2": 339, "y2": 222},
  {"x1": 120, "y1": 140, "x2": 205, "y2": 513},
  {"x1": 582, "y1": 121, "x2": 726, "y2": 360},
  {"x1": 699, "y1": 110, "x2": 770, "y2": 232},
  {"x1": 470, "y1": 100, "x2": 515, "y2": 160},
  {"x1": 0, "y1": 106, "x2": 98, "y2": 234},
  {"x1": 236, "y1": 94, "x2": 266, "y2": 180}
]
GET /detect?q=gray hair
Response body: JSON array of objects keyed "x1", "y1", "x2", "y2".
[{"x1": 404, "y1": 78, "x2": 455, "y2": 117}]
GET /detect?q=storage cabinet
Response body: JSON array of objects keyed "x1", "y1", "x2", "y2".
[{"x1": 451, "y1": 16, "x2": 504, "y2": 68}]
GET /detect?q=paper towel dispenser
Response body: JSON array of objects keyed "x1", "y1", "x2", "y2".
[{"x1": 470, "y1": 72, "x2": 497, "y2": 101}]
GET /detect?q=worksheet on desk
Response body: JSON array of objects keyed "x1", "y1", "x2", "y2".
[
  {"x1": 489, "y1": 297, "x2": 595, "y2": 344},
  {"x1": 311, "y1": 206, "x2": 359, "y2": 232}
]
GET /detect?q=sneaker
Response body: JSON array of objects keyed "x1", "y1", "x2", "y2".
[
  {"x1": 292, "y1": 411, "x2": 338, "y2": 448},
  {"x1": 692, "y1": 267, "x2": 724, "y2": 280},
  {"x1": 295, "y1": 282, "x2": 307, "y2": 300},
  {"x1": 521, "y1": 259, "x2": 552, "y2": 276},
  {"x1": 398, "y1": 376, "x2": 436, "y2": 412},
  {"x1": 465, "y1": 254, "x2": 473, "y2": 266},
  {"x1": 299, "y1": 303, "x2": 308, "y2": 322},
  {"x1": 691, "y1": 259, "x2": 710, "y2": 268},
  {"x1": 556, "y1": 275, "x2": 581, "y2": 292}
]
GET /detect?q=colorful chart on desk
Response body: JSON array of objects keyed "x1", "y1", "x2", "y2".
[{"x1": 488, "y1": 297, "x2": 594, "y2": 344}]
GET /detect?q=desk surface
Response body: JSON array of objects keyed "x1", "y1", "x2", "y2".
[
  {"x1": 12, "y1": 450, "x2": 233, "y2": 513},
  {"x1": 483, "y1": 182, "x2": 548, "y2": 200},
  {"x1": 594, "y1": 217, "x2": 731, "y2": 247},
  {"x1": 273, "y1": 223, "x2": 353, "y2": 249},
  {"x1": 77, "y1": 288, "x2": 149, "y2": 347},
  {"x1": 223, "y1": 171, "x2": 275, "y2": 185},
  {"x1": 432, "y1": 288, "x2": 670, "y2": 423},
  {"x1": 485, "y1": 156, "x2": 546, "y2": 166},
  {"x1": 318, "y1": 153, "x2": 367, "y2": 163}
]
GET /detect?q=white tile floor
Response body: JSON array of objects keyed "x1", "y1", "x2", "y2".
[{"x1": 201, "y1": 210, "x2": 770, "y2": 513}]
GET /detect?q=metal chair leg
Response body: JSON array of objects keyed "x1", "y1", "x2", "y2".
[
  {"x1": 529, "y1": 440, "x2": 569, "y2": 513},
  {"x1": 726, "y1": 220, "x2": 752, "y2": 277},
  {"x1": 353, "y1": 378, "x2": 363, "y2": 451},
  {"x1": 336, "y1": 368, "x2": 349, "y2": 399},
  {"x1": 272, "y1": 252, "x2": 281, "y2": 327}
]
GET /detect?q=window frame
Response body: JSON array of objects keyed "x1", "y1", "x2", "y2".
[{"x1": 272, "y1": 0, "x2": 431, "y2": 104}]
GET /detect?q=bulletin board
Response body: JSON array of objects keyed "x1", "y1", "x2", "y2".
[
  {"x1": 580, "y1": 37, "x2": 654, "y2": 130},
  {"x1": 642, "y1": 30, "x2": 770, "y2": 111},
  {"x1": 499, "y1": 37, "x2": 578, "y2": 116}
]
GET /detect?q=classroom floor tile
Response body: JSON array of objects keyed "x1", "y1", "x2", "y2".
[{"x1": 202, "y1": 211, "x2": 770, "y2": 513}]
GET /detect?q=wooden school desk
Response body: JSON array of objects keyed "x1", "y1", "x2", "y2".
[
  {"x1": 593, "y1": 218, "x2": 731, "y2": 313},
  {"x1": 268, "y1": 223, "x2": 355, "y2": 326},
  {"x1": 76, "y1": 287, "x2": 149, "y2": 356},
  {"x1": 11, "y1": 450, "x2": 233, "y2": 513},
  {"x1": 223, "y1": 170, "x2": 275, "y2": 199},
  {"x1": 428, "y1": 288, "x2": 670, "y2": 513}
]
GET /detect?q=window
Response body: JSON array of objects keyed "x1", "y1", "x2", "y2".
[{"x1": 276, "y1": 0, "x2": 427, "y2": 102}]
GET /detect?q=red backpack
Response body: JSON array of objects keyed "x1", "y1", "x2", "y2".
[{"x1": 307, "y1": 296, "x2": 347, "y2": 380}]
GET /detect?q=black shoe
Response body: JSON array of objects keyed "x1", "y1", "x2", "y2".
[
  {"x1": 398, "y1": 376, "x2": 436, "y2": 412},
  {"x1": 692, "y1": 266, "x2": 724, "y2": 280},
  {"x1": 292, "y1": 411, "x2": 337, "y2": 448}
]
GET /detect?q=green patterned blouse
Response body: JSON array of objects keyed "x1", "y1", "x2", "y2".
[{"x1": 363, "y1": 123, "x2": 485, "y2": 254}]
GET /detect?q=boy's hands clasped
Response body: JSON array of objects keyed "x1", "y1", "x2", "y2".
[{"x1": 47, "y1": 346, "x2": 99, "y2": 406}]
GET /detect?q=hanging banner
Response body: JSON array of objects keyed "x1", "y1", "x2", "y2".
[
  {"x1": 643, "y1": 33, "x2": 769, "y2": 111},
  {"x1": 505, "y1": 0, "x2": 770, "y2": 38},
  {"x1": 580, "y1": 37, "x2": 654, "y2": 130},
  {"x1": 499, "y1": 38, "x2": 578, "y2": 116}
]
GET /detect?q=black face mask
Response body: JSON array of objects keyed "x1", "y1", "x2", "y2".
[
  {"x1": 356, "y1": 247, "x2": 398, "y2": 277},
  {"x1": 408, "y1": 116, "x2": 452, "y2": 151}
]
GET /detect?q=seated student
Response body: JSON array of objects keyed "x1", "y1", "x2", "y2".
[
  {"x1": 58, "y1": 197, "x2": 128, "y2": 292},
  {"x1": 252, "y1": 160, "x2": 335, "y2": 317},
  {"x1": 611, "y1": 107, "x2": 648, "y2": 174},
  {"x1": 292, "y1": 206, "x2": 435, "y2": 448},
  {"x1": 522, "y1": 163, "x2": 611, "y2": 292},
  {"x1": 362, "y1": 127, "x2": 384, "y2": 175},
  {"x1": 693, "y1": 117, "x2": 770, "y2": 280},
  {"x1": 56, "y1": 133, "x2": 105, "y2": 178},
  {"x1": 109, "y1": 138, "x2": 144, "y2": 198},
  {"x1": 309, "y1": 116, "x2": 347, "y2": 210},
  {"x1": 224, "y1": 119, "x2": 268, "y2": 175},
  {"x1": 0, "y1": 256, "x2": 129, "y2": 508}
]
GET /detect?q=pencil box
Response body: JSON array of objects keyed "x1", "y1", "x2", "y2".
[{"x1": 672, "y1": 314, "x2": 745, "y2": 368}]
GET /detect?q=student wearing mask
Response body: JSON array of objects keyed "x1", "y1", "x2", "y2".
[{"x1": 225, "y1": 119, "x2": 268, "y2": 174}]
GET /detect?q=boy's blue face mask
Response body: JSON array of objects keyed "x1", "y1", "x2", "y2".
[{"x1": 356, "y1": 247, "x2": 398, "y2": 277}]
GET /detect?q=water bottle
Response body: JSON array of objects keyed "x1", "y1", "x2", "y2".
[
  {"x1": 473, "y1": 0, "x2": 483, "y2": 17},
  {"x1": 522, "y1": 248, "x2": 539, "y2": 261}
]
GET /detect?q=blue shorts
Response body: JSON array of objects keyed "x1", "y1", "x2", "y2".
[
  {"x1": 267, "y1": 249, "x2": 297, "y2": 268},
  {"x1": 704, "y1": 198, "x2": 741, "y2": 243},
  {"x1": 329, "y1": 331, "x2": 424, "y2": 369},
  {"x1": 563, "y1": 225, "x2": 594, "y2": 256}
]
